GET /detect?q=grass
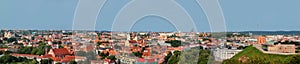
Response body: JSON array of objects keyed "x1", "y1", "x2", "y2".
[{"x1": 226, "y1": 45, "x2": 297, "y2": 64}]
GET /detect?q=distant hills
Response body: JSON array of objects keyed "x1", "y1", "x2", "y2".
[{"x1": 234, "y1": 31, "x2": 300, "y2": 35}]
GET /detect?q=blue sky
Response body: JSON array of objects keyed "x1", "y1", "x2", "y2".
[{"x1": 1, "y1": 0, "x2": 300, "y2": 32}]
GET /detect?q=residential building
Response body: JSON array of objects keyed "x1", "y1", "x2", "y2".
[{"x1": 267, "y1": 43, "x2": 296, "y2": 53}]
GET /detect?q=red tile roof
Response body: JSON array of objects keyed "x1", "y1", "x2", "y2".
[
  {"x1": 85, "y1": 44, "x2": 94, "y2": 51},
  {"x1": 137, "y1": 58, "x2": 145, "y2": 62},
  {"x1": 52, "y1": 48, "x2": 70, "y2": 55},
  {"x1": 38, "y1": 54, "x2": 53, "y2": 58},
  {"x1": 147, "y1": 59, "x2": 155, "y2": 62},
  {"x1": 51, "y1": 57, "x2": 62, "y2": 61},
  {"x1": 0, "y1": 48, "x2": 7, "y2": 51},
  {"x1": 61, "y1": 55, "x2": 75, "y2": 63},
  {"x1": 109, "y1": 50, "x2": 117, "y2": 55}
]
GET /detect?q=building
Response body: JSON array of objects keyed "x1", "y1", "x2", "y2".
[
  {"x1": 257, "y1": 36, "x2": 266, "y2": 44},
  {"x1": 4, "y1": 31, "x2": 13, "y2": 38},
  {"x1": 267, "y1": 43, "x2": 296, "y2": 53},
  {"x1": 134, "y1": 58, "x2": 157, "y2": 64},
  {"x1": 213, "y1": 49, "x2": 242, "y2": 61},
  {"x1": 38, "y1": 48, "x2": 76, "y2": 64}
]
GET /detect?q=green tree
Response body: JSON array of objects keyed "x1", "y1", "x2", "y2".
[
  {"x1": 168, "y1": 56, "x2": 180, "y2": 64},
  {"x1": 0, "y1": 55, "x2": 18, "y2": 63},
  {"x1": 7, "y1": 37, "x2": 17, "y2": 43},
  {"x1": 107, "y1": 55, "x2": 116, "y2": 60},
  {"x1": 70, "y1": 60, "x2": 77, "y2": 64},
  {"x1": 165, "y1": 51, "x2": 181, "y2": 64},
  {"x1": 4, "y1": 51, "x2": 11, "y2": 55},
  {"x1": 0, "y1": 40, "x2": 3, "y2": 44},
  {"x1": 97, "y1": 42, "x2": 102, "y2": 46},
  {"x1": 58, "y1": 45, "x2": 64, "y2": 48},
  {"x1": 41, "y1": 59, "x2": 53, "y2": 64},
  {"x1": 163, "y1": 51, "x2": 172, "y2": 63},
  {"x1": 165, "y1": 40, "x2": 182, "y2": 47},
  {"x1": 36, "y1": 50, "x2": 45, "y2": 55},
  {"x1": 29, "y1": 59, "x2": 38, "y2": 64},
  {"x1": 198, "y1": 50, "x2": 210, "y2": 64},
  {"x1": 132, "y1": 51, "x2": 142, "y2": 58},
  {"x1": 31, "y1": 48, "x2": 38, "y2": 54}
]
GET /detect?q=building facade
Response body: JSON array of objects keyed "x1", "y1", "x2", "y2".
[{"x1": 267, "y1": 44, "x2": 296, "y2": 53}]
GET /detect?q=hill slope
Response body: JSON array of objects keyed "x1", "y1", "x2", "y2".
[{"x1": 222, "y1": 45, "x2": 299, "y2": 64}]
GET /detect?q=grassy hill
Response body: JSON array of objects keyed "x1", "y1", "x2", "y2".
[{"x1": 223, "y1": 45, "x2": 300, "y2": 64}]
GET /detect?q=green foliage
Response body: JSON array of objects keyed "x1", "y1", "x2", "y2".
[
  {"x1": 0, "y1": 40, "x2": 3, "y2": 44},
  {"x1": 99, "y1": 52, "x2": 109, "y2": 59},
  {"x1": 0, "y1": 55, "x2": 38, "y2": 63},
  {"x1": 58, "y1": 45, "x2": 64, "y2": 48},
  {"x1": 163, "y1": 51, "x2": 172, "y2": 64},
  {"x1": 69, "y1": 60, "x2": 77, "y2": 64},
  {"x1": 2, "y1": 37, "x2": 8, "y2": 41},
  {"x1": 132, "y1": 51, "x2": 142, "y2": 58},
  {"x1": 97, "y1": 42, "x2": 102, "y2": 46},
  {"x1": 226, "y1": 33, "x2": 249, "y2": 37},
  {"x1": 167, "y1": 34, "x2": 179, "y2": 38},
  {"x1": 222, "y1": 46, "x2": 297, "y2": 64},
  {"x1": 41, "y1": 59, "x2": 53, "y2": 64},
  {"x1": 4, "y1": 51, "x2": 11, "y2": 55},
  {"x1": 163, "y1": 48, "x2": 211, "y2": 64},
  {"x1": 0, "y1": 45, "x2": 9, "y2": 48},
  {"x1": 31, "y1": 48, "x2": 38, "y2": 54},
  {"x1": 17, "y1": 43, "x2": 50, "y2": 55},
  {"x1": 0, "y1": 55, "x2": 18, "y2": 63},
  {"x1": 165, "y1": 40, "x2": 182, "y2": 47},
  {"x1": 168, "y1": 55, "x2": 180, "y2": 64},
  {"x1": 275, "y1": 41, "x2": 300, "y2": 45},
  {"x1": 29, "y1": 59, "x2": 38, "y2": 64},
  {"x1": 7, "y1": 37, "x2": 17, "y2": 43},
  {"x1": 107, "y1": 55, "x2": 116, "y2": 60},
  {"x1": 197, "y1": 50, "x2": 210, "y2": 64},
  {"x1": 237, "y1": 46, "x2": 248, "y2": 50},
  {"x1": 167, "y1": 51, "x2": 181, "y2": 64},
  {"x1": 36, "y1": 50, "x2": 45, "y2": 55}
]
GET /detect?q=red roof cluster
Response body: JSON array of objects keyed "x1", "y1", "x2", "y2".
[
  {"x1": 137, "y1": 58, "x2": 145, "y2": 62},
  {"x1": 0, "y1": 48, "x2": 7, "y2": 51},
  {"x1": 147, "y1": 59, "x2": 155, "y2": 62},
  {"x1": 38, "y1": 54, "x2": 53, "y2": 58},
  {"x1": 61, "y1": 55, "x2": 76, "y2": 63},
  {"x1": 52, "y1": 48, "x2": 70, "y2": 55},
  {"x1": 136, "y1": 58, "x2": 156, "y2": 63}
]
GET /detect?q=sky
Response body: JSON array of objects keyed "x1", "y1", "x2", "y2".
[{"x1": 1, "y1": 0, "x2": 300, "y2": 32}]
